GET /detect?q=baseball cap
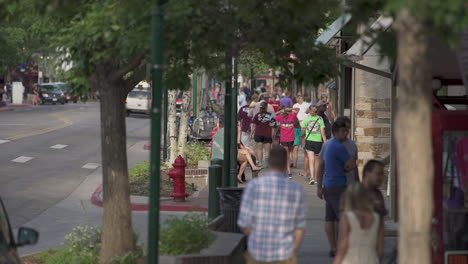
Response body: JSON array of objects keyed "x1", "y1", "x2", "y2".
[{"x1": 316, "y1": 100, "x2": 329, "y2": 107}]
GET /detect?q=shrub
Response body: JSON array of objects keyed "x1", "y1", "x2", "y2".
[
  {"x1": 160, "y1": 214, "x2": 215, "y2": 255},
  {"x1": 64, "y1": 225, "x2": 102, "y2": 255},
  {"x1": 128, "y1": 161, "x2": 150, "y2": 183},
  {"x1": 183, "y1": 141, "x2": 210, "y2": 166}
]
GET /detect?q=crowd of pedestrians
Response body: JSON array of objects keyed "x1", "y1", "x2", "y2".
[{"x1": 236, "y1": 86, "x2": 388, "y2": 264}]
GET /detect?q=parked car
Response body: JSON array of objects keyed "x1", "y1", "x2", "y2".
[
  {"x1": 125, "y1": 89, "x2": 151, "y2": 116},
  {"x1": 0, "y1": 196, "x2": 39, "y2": 264},
  {"x1": 38, "y1": 82, "x2": 68, "y2": 105}
]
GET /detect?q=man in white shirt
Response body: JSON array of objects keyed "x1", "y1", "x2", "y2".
[{"x1": 293, "y1": 96, "x2": 311, "y2": 123}]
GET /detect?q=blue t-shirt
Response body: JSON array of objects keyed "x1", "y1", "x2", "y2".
[{"x1": 323, "y1": 138, "x2": 351, "y2": 187}]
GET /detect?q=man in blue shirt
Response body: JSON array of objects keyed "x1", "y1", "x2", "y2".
[{"x1": 316, "y1": 119, "x2": 356, "y2": 258}]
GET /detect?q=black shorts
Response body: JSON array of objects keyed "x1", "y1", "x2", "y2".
[
  {"x1": 280, "y1": 141, "x2": 294, "y2": 148},
  {"x1": 304, "y1": 140, "x2": 323, "y2": 154},
  {"x1": 254, "y1": 135, "x2": 273, "y2": 144},
  {"x1": 323, "y1": 186, "x2": 346, "y2": 222}
]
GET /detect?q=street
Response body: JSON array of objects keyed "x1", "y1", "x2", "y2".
[{"x1": 0, "y1": 103, "x2": 150, "y2": 228}]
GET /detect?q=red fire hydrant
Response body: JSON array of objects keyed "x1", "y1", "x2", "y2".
[{"x1": 168, "y1": 155, "x2": 189, "y2": 202}]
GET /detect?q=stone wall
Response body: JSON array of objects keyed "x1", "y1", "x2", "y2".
[{"x1": 352, "y1": 46, "x2": 392, "y2": 175}]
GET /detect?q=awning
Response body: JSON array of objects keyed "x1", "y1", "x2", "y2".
[
  {"x1": 345, "y1": 16, "x2": 394, "y2": 58},
  {"x1": 315, "y1": 14, "x2": 352, "y2": 46}
]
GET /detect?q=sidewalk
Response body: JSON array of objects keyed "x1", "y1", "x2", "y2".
[
  {"x1": 241, "y1": 151, "x2": 397, "y2": 264},
  {"x1": 18, "y1": 141, "x2": 189, "y2": 256}
]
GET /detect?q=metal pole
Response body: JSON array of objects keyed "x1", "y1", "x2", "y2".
[
  {"x1": 250, "y1": 66, "x2": 255, "y2": 91},
  {"x1": 163, "y1": 84, "x2": 168, "y2": 160},
  {"x1": 192, "y1": 72, "x2": 197, "y2": 118},
  {"x1": 223, "y1": 53, "x2": 232, "y2": 187},
  {"x1": 148, "y1": 1, "x2": 166, "y2": 263},
  {"x1": 208, "y1": 163, "x2": 222, "y2": 219},
  {"x1": 230, "y1": 56, "x2": 239, "y2": 186}
]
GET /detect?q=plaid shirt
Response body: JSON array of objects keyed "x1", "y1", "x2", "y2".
[{"x1": 238, "y1": 172, "x2": 307, "y2": 262}]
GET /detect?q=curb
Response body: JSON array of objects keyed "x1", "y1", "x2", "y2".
[
  {"x1": 0, "y1": 108, "x2": 14, "y2": 112},
  {"x1": 6, "y1": 104, "x2": 31, "y2": 107},
  {"x1": 143, "y1": 141, "x2": 166, "y2": 152},
  {"x1": 91, "y1": 184, "x2": 208, "y2": 212}
]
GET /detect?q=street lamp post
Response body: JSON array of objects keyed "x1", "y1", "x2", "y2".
[
  {"x1": 229, "y1": 56, "x2": 238, "y2": 186},
  {"x1": 148, "y1": 0, "x2": 167, "y2": 263}
]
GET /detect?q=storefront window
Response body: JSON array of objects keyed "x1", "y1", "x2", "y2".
[{"x1": 442, "y1": 131, "x2": 468, "y2": 253}]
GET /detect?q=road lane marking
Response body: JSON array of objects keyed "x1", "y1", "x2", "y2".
[
  {"x1": 82, "y1": 163, "x2": 100, "y2": 169},
  {"x1": 11, "y1": 156, "x2": 34, "y2": 163},
  {"x1": 0, "y1": 139, "x2": 10, "y2": 144},
  {"x1": 6, "y1": 110, "x2": 74, "y2": 140},
  {"x1": 50, "y1": 144, "x2": 68, "y2": 149}
]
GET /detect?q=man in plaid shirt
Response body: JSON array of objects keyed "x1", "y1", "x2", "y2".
[{"x1": 238, "y1": 146, "x2": 307, "y2": 264}]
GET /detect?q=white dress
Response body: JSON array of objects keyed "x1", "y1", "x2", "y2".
[{"x1": 341, "y1": 211, "x2": 380, "y2": 264}]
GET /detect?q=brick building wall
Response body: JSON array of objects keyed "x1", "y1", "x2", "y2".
[{"x1": 352, "y1": 46, "x2": 392, "y2": 175}]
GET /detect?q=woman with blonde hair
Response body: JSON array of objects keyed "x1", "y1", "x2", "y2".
[
  {"x1": 333, "y1": 183, "x2": 384, "y2": 264},
  {"x1": 301, "y1": 105, "x2": 327, "y2": 184}
]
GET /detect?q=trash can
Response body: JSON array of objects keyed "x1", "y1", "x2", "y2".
[{"x1": 217, "y1": 187, "x2": 244, "y2": 233}]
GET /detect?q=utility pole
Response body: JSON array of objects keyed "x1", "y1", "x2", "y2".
[{"x1": 148, "y1": 0, "x2": 166, "y2": 263}]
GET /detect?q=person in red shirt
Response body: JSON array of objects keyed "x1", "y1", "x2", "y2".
[
  {"x1": 273, "y1": 107, "x2": 299, "y2": 178},
  {"x1": 269, "y1": 97, "x2": 281, "y2": 113}
]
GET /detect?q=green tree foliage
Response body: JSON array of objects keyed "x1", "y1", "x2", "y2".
[
  {"x1": 164, "y1": 0, "x2": 341, "y2": 89},
  {"x1": 0, "y1": 0, "x2": 52, "y2": 75},
  {"x1": 345, "y1": 0, "x2": 468, "y2": 48}
]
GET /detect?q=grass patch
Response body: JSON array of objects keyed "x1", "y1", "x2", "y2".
[{"x1": 128, "y1": 161, "x2": 197, "y2": 196}]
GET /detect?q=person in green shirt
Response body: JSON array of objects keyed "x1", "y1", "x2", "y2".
[{"x1": 301, "y1": 105, "x2": 327, "y2": 185}]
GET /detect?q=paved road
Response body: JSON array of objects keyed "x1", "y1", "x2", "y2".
[{"x1": 0, "y1": 103, "x2": 150, "y2": 227}]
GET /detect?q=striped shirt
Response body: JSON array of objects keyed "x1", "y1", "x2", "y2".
[{"x1": 238, "y1": 172, "x2": 307, "y2": 262}]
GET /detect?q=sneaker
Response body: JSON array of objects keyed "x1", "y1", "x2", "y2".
[
  {"x1": 308, "y1": 179, "x2": 316, "y2": 185},
  {"x1": 288, "y1": 173, "x2": 292, "y2": 179}
]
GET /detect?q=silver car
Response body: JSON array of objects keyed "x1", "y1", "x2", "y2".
[{"x1": 125, "y1": 90, "x2": 151, "y2": 116}]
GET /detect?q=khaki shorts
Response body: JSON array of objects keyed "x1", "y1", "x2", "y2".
[{"x1": 245, "y1": 252, "x2": 297, "y2": 264}]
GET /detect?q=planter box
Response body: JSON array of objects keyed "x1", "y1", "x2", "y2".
[
  {"x1": 197, "y1": 160, "x2": 211, "y2": 168},
  {"x1": 159, "y1": 231, "x2": 246, "y2": 264}
]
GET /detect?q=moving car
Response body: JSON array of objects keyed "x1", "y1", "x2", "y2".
[
  {"x1": 38, "y1": 82, "x2": 68, "y2": 105},
  {"x1": 125, "y1": 88, "x2": 151, "y2": 116},
  {"x1": 0, "y1": 196, "x2": 39, "y2": 264}
]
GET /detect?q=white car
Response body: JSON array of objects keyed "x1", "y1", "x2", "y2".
[{"x1": 125, "y1": 89, "x2": 151, "y2": 116}]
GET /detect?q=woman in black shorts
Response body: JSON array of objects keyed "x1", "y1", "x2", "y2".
[
  {"x1": 301, "y1": 105, "x2": 327, "y2": 184},
  {"x1": 250, "y1": 102, "x2": 273, "y2": 167}
]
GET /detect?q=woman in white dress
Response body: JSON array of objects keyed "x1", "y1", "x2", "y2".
[{"x1": 333, "y1": 183, "x2": 384, "y2": 264}]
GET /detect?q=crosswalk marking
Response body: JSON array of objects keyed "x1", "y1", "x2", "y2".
[
  {"x1": 50, "y1": 144, "x2": 68, "y2": 149},
  {"x1": 82, "y1": 163, "x2": 100, "y2": 169},
  {"x1": 0, "y1": 139, "x2": 10, "y2": 144},
  {"x1": 11, "y1": 156, "x2": 34, "y2": 163}
]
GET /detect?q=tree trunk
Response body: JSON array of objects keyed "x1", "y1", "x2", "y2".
[
  {"x1": 94, "y1": 69, "x2": 135, "y2": 264},
  {"x1": 394, "y1": 9, "x2": 433, "y2": 264},
  {"x1": 177, "y1": 90, "x2": 193, "y2": 157},
  {"x1": 168, "y1": 89, "x2": 178, "y2": 163}
]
